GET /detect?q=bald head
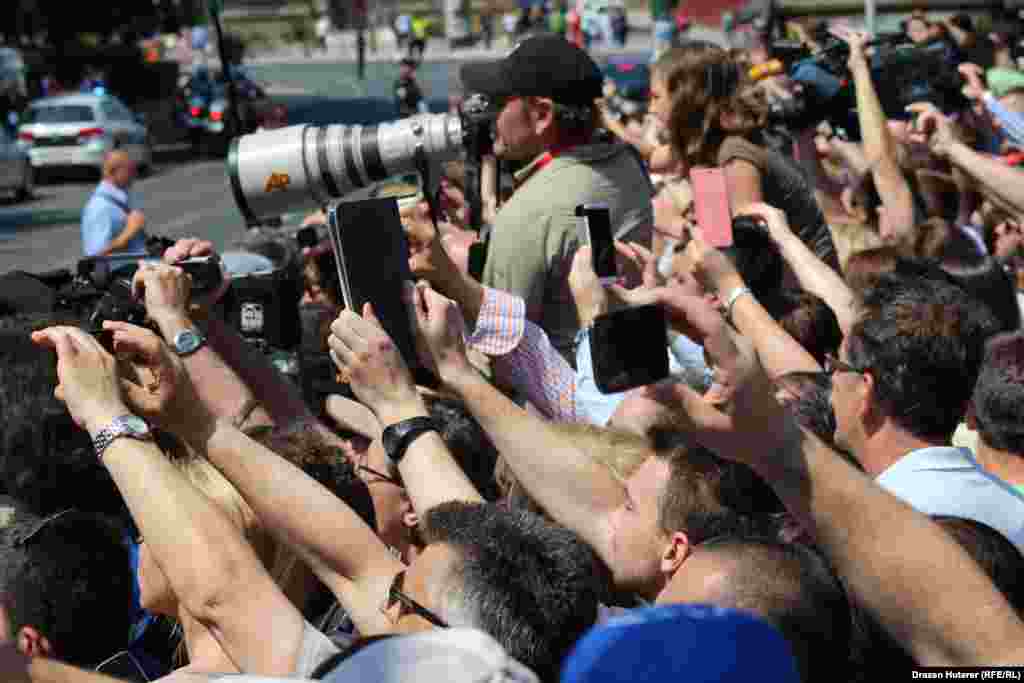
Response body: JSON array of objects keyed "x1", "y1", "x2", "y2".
[{"x1": 103, "y1": 151, "x2": 136, "y2": 188}]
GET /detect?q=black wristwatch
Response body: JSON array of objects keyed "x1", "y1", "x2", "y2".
[{"x1": 382, "y1": 416, "x2": 439, "y2": 467}]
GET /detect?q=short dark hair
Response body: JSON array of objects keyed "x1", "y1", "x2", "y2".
[
  {"x1": 0, "y1": 509, "x2": 134, "y2": 668},
  {"x1": 655, "y1": 445, "x2": 783, "y2": 544},
  {"x1": 420, "y1": 501, "x2": 606, "y2": 682},
  {"x1": 0, "y1": 315, "x2": 128, "y2": 520},
  {"x1": 942, "y1": 256, "x2": 1021, "y2": 334},
  {"x1": 699, "y1": 536, "x2": 852, "y2": 683},
  {"x1": 971, "y1": 332, "x2": 1024, "y2": 455},
  {"x1": 848, "y1": 268, "x2": 1000, "y2": 439},
  {"x1": 423, "y1": 396, "x2": 501, "y2": 502},
  {"x1": 766, "y1": 290, "x2": 842, "y2": 366},
  {"x1": 774, "y1": 372, "x2": 848, "y2": 463}
]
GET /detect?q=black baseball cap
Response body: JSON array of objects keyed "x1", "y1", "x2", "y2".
[{"x1": 459, "y1": 35, "x2": 603, "y2": 106}]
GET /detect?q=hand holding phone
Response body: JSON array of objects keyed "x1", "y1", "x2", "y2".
[
  {"x1": 690, "y1": 168, "x2": 734, "y2": 248},
  {"x1": 590, "y1": 304, "x2": 669, "y2": 394},
  {"x1": 576, "y1": 203, "x2": 617, "y2": 285}
]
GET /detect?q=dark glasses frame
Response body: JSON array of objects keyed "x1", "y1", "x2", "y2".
[
  {"x1": 381, "y1": 570, "x2": 449, "y2": 629},
  {"x1": 824, "y1": 353, "x2": 869, "y2": 376},
  {"x1": 358, "y1": 464, "x2": 404, "y2": 488}
]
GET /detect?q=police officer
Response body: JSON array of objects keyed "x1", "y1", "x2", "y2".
[{"x1": 394, "y1": 57, "x2": 428, "y2": 117}]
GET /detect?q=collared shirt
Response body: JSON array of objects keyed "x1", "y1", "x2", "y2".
[
  {"x1": 876, "y1": 446, "x2": 1024, "y2": 553},
  {"x1": 467, "y1": 286, "x2": 710, "y2": 425},
  {"x1": 983, "y1": 91, "x2": 1024, "y2": 150},
  {"x1": 81, "y1": 180, "x2": 146, "y2": 256}
]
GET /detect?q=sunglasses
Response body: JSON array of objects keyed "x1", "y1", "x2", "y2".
[
  {"x1": 380, "y1": 570, "x2": 449, "y2": 629},
  {"x1": 823, "y1": 353, "x2": 869, "y2": 376}
]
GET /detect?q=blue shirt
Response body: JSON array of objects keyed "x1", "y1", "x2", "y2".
[
  {"x1": 81, "y1": 180, "x2": 146, "y2": 256},
  {"x1": 574, "y1": 327, "x2": 712, "y2": 426},
  {"x1": 876, "y1": 446, "x2": 1024, "y2": 553}
]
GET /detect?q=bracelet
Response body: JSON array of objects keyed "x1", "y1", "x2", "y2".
[{"x1": 724, "y1": 286, "x2": 752, "y2": 324}]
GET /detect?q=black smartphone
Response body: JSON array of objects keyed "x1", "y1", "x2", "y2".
[
  {"x1": 590, "y1": 304, "x2": 669, "y2": 394},
  {"x1": 576, "y1": 203, "x2": 617, "y2": 284}
]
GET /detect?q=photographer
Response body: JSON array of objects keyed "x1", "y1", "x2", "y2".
[{"x1": 455, "y1": 35, "x2": 654, "y2": 361}]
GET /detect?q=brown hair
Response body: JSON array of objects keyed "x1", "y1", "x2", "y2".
[
  {"x1": 656, "y1": 46, "x2": 768, "y2": 168},
  {"x1": 843, "y1": 245, "x2": 903, "y2": 293}
]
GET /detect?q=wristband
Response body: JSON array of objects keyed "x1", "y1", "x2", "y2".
[{"x1": 724, "y1": 286, "x2": 752, "y2": 324}]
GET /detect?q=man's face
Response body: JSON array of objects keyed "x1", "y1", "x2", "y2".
[
  {"x1": 607, "y1": 457, "x2": 672, "y2": 598},
  {"x1": 829, "y1": 337, "x2": 866, "y2": 456},
  {"x1": 357, "y1": 438, "x2": 415, "y2": 557},
  {"x1": 389, "y1": 542, "x2": 459, "y2": 633},
  {"x1": 493, "y1": 97, "x2": 545, "y2": 162},
  {"x1": 992, "y1": 219, "x2": 1024, "y2": 261},
  {"x1": 112, "y1": 160, "x2": 137, "y2": 189},
  {"x1": 907, "y1": 19, "x2": 930, "y2": 44}
]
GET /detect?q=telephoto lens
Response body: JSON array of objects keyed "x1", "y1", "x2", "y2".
[{"x1": 227, "y1": 113, "x2": 466, "y2": 225}]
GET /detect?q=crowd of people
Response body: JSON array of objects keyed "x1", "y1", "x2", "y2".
[{"x1": 6, "y1": 8, "x2": 1024, "y2": 682}]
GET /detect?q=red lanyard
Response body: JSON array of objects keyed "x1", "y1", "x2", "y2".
[{"x1": 517, "y1": 144, "x2": 576, "y2": 187}]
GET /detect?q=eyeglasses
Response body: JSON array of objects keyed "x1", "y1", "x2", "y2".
[
  {"x1": 380, "y1": 570, "x2": 449, "y2": 629},
  {"x1": 824, "y1": 353, "x2": 869, "y2": 376},
  {"x1": 358, "y1": 464, "x2": 404, "y2": 488}
]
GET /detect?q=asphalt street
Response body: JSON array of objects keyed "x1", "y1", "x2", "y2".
[{"x1": 0, "y1": 52, "x2": 655, "y2": 275}]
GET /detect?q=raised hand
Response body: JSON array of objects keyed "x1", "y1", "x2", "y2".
[
  {"x1": 328, "y1": 304, "x2": 419, "y2": 419},
  {"x1": 30, "y1": 326, "x2": 129, "y2": 434}
]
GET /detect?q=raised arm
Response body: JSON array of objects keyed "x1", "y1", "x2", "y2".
[
  {"x1": 31, "y1": 326, "x2": 304, "y2": 677},
  {"x1": 100, "y1": 321, "x2": 403, "y2": 637},
  {"x1": 836, "y1": 27, "x2": 916, "y2": 242},
  {"x1": 413, "y1": 289, "x2": 625, "y2": 568},
  {"x1": 739, "y1": 203, "x2": 859, "y2": 334},
  {"x1": 642, "y1": 290, "x2": 1024, "y2": 666},
  {"x1": 327, "y1": 297, "x2": 484, "y2": 516},
  {"x1": 910, "y1": 103, "x2": 1024, "y2": 217}
]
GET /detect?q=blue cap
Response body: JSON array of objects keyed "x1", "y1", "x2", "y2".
[{"x1": 561, "y1": 604, "x2": 800, "y2": 683}]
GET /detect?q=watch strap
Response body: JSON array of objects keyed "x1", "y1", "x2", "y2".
[
  {"x1": 382, "y1": 416, "x2": 439, "y2": 467},
  {"x1": 92, "y1": 416, "x2": 152, "y2": 460}
]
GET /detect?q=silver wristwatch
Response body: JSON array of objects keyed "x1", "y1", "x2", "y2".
[
  {"x1": 172, "y1": 328, "x2": 206, "y2": 356},
  {"x1": 92, "y1": 415, "x2": 153, "y2": 460}
]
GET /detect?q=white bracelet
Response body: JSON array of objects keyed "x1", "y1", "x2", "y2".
[{"x1": 724, "y1": 286, "x2": 752, "y2": 323}]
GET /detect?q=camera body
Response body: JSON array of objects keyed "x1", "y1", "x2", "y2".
[
  {"x1": 771, "y1": 37, "x2": 967, "y2": 138},
  {"x1": 228, "y1": 96, "x2": 500, "y2": 225}
]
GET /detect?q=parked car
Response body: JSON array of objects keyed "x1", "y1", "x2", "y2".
[
  {"x1": 0, "y1": 125, "x2": 32, "y2": 201},
  {"x1": 17, "y1": 94, "x2": 152, "y2": 175}
]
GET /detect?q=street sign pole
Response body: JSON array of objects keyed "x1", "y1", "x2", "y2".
[
  {"x1": 865, "y1": 0, "x2": 876, "y2": 35},
  {"x1": 208, "y1": 0, "x2": 244, "y2": 137}
]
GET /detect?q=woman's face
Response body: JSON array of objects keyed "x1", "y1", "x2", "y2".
[{"x1": 649, "y1": 74, "x2": 672, "y2": 126}]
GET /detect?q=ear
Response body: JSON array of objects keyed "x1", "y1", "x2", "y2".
[
  {"x1": 965, "y1": 400, "x2": 978, "y2": 431},
  {"x1": 841, "y1": 187, "x2": 867, "y2": 222},
  {"x1": 17, "y1": 626, "x2": 53, "y2": 659},
  {"x1": 530, "y1": 97, "x2": 555, "y2": 135},
  {"x1": 858, "y1": 370, "x2": 883, "y2": 432},
  {"x1": 402, "y1": 505, "x2": 419, "y2": 530},
  {"x1": 659, "y1": 530, "x2": 691, "y2": 578}
]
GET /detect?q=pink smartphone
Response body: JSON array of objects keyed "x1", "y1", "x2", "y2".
[{"x1": 690, "y1": 167, "x2": 734, "y2": 248}]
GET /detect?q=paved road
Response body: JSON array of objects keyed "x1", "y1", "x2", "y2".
[{"x1": 0, "y1": 47, "x2": 674, "y2": 275}]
